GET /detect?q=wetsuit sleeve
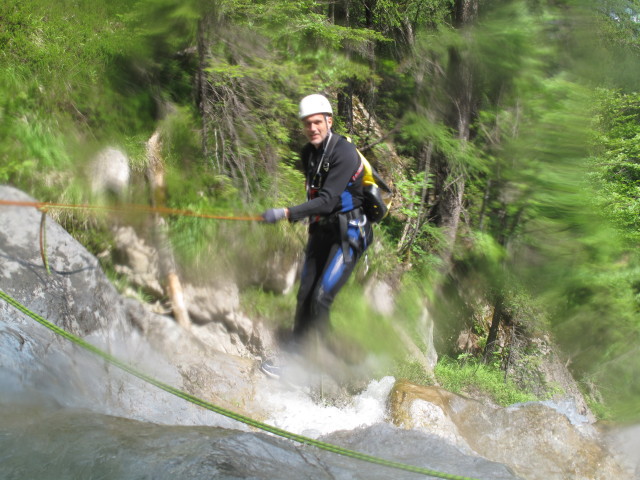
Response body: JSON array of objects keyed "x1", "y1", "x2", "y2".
[{"x1": 288, "y1": 138, "x2": 360, "y2": 222}]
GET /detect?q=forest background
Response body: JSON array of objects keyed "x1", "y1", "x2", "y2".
[{"x1": 1, "y1": 0, "x2": 639, "y2": 421}]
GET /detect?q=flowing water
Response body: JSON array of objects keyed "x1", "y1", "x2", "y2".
[{"x1": 0, "y1": 315, "x2": 524, "y2": 480}]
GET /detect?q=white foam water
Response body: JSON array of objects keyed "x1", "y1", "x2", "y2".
[{"x1": 260, "y1": 376, "x2": 396, "y2": 438}]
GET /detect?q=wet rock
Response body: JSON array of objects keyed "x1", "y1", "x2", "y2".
[
  {"x1": 457, "y1": 328, "x2": 483, "y2": 356},
  {"x1": 388, "y1": 381, "x2": 473, "y2": 452},
  {"x1": 322, "y1": 423, "x2": 522, "y2": 480},
  {"x1": 1, "y1": 405, "x2": 524, "y2": 480},
  {"x1": 191, "y1": 315, "x2": 254, "y2": 357},
  {"x1": 123, "y1": 297, "x2": 264, "y2": 417},
  {"x1": 248, "y1": 251, "x2": 299, "y2": 295},
  {"x1": 388, "y1": 380, "x2": 633, "y2": 480},
  {"x1": 263, "y1": 255, "x2": 298, "y2": 295},
  {"x1": 2, "y1": 184, "x2": 635, "y2": 480},
  {"x1": 526, "y1": 336, "x2": 596, "y2": 423}
]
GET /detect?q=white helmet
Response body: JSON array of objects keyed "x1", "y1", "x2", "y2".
[{"x1": 298, "y1": 94, "x2": 333, "y2": 119}]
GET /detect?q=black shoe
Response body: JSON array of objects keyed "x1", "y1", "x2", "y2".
[{"x1": 260, "y1": 359, "x2": 282, "y2": 379}]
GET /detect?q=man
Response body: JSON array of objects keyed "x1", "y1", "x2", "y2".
[{"x1": 260, "y1": 94, "x2": 372, "y2": 379}]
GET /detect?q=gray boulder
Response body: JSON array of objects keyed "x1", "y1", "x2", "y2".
[
  {"x1": 89, "y1": 146, "x2": 130, "y2": 198},
  {"x1": 0, "y1": 185, "x2": 264, "y2": 422}
]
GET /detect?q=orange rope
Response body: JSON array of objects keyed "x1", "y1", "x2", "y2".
[{"x1": 0, "y1": 199, "x2": 263, "y2": 222}]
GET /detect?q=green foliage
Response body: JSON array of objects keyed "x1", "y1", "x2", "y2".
[
  {"x1": 364, "y1": 227, "x2": 406, "y2": 277},
  {"x1": 393, "y1": 357, "x2": 435, "y2": 386},
  {"x1": 435, "y1": 355, "x2": 539, "y2": 406},
  {"x1": 575, "y1": 0, "x2": 640, "y2": 89},
  {"x1": 258, "y1": 160, "x2": 306, "y2": 208},
  {"x1": 400, "y1": 113, "x2": 488, "y2": 174},
  {"x1": 158, "y1": 106, "x2": 203, "y2": 168},
  {"x1": 394, "y1": 172, "x2": 428, "y2": 220},
  {"x1": 331, "y1": 282, "x2": 404, "y2": 359},
  {"x1": 240, "y1": 286, "x2": 297, "y2": 329},
  {"x1": 584, "y1": 389, "x2": 613, "y2": 421},
  {"x1": 391, "y1": 168, "x2": 446, "y2": 269},
  {"x1": 590, "y1": 89, "x2": 640, "y2": 243},
  {"x1": 0, "y1": 0, "x2": 155, "y2": 200},
  {"x1": 467, "y1": 231, "x2": 507, "y2": 267},
  {"x1": 125, "y1": 0, "x2": 201, "y2": 47}
]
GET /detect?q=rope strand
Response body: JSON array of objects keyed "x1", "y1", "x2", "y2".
[{"x1": 0, "y1": 199, "x2": 263, "y2": 222}]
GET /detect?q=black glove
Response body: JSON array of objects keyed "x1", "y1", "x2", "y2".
[{"x1": 262, "y1": 208, "x2": 287, "y2": 223}]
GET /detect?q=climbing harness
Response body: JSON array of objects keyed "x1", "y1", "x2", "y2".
[{"x1": 0, "y1": 288, "x2": 481, "y2": 480}]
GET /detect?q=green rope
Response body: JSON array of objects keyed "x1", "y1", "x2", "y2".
[{"x1": 0, "y1": 288, "x2": 481, "y2": 480}]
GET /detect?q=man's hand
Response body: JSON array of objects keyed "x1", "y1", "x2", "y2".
[{"x1": 262, "y1": 208, "x2": 288, "y2": 223}]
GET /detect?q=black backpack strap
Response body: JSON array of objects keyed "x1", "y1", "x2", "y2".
[
  {"x1": 338, "y1": 214, "x2": 351, "y2": 264},
  {"x1": 337, "y1": 208, "x2": 365, "y2": 264},
  {"x1": 372, "y1": 167, "x2": 392, "y2": 193}
]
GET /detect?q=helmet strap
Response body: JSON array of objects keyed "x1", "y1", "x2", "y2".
[{"x1": 323, "y1": 130, "x2": 333, "y2": 151}]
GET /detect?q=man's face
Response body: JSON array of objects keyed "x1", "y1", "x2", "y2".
[{"x1": 302, "y1": 113, "x2": 332, "y2": 148}]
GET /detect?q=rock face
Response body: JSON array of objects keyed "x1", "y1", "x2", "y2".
[
  {"x1": 388, "y1": 380, "x2": 633, "y2": 480},
  {"x1": 110, "y1": 223, "x2": 277, "y2": 358},
  {"x1": 0, "y1": 189, "x2": 129, "y2": 338},
  {"x1": 112, "y1": 225, "x2": 165, "y2": 297},
  {"x1": 0, "y1": 185, "x2": 265, "y2": 420}
]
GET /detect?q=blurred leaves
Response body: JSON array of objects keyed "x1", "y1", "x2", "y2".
[{"x1": 590, "y1": 89, "x2": 640, "y2": 243}]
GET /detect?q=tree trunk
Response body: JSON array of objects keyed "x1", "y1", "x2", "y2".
[
  {"x1": 482, "y1": 204, "x2": 523, "y2": 363},
  {"x1": 398, "y1": 143, "x2": 433, "y2": 256},
  {"x1": 363, "y1": 0, "x2": 375, "y2": 29},
  {"x1": 333, "y1": 0, "x2": 351, "y2": 26},
  {"x1": 146, "y1": 130, "x2": 191, "y2": 331},
  {"x1": 484, "y1": 293, "x2": 504, "y2": 362},
  {"x1": 454, "y1": 0, "x2": 479, "y2": 25},
  {"x1": 338, "y1": 82, "x2": 354, "y2": 134},
  {"x1": 477, "y1": 179, "x2": 492, "y2": 231},
  {"x1": 196, "y1": 17, "x2": 212, "y2": 162},
  {"x1": 434, "y1": 0, "x2": 478, "y2": 269},
  {"x1": 434, "y1": 163, "x2": 466, "y2": 266}
]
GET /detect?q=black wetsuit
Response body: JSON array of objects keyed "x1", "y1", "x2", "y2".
[{"x1": 287, "y1": 132, "x2": 373, "y2": 341}]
